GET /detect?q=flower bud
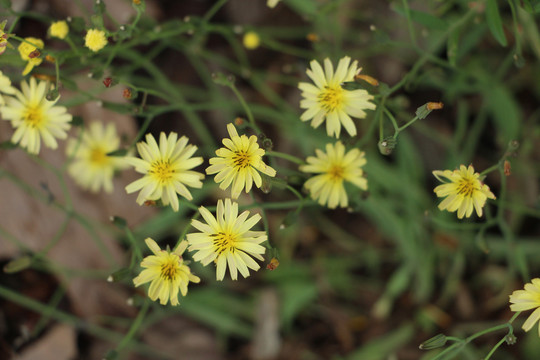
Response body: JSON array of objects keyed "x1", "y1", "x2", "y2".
[
  {"x1": 3, "y1": 256, "x2": 32, "y2": 273},
  {"x1": 419, "y1": 334, "x2": 447, "y2": 350},
  {"x1": 378, "y1": 137, "x2": 397, "y2": 156}
]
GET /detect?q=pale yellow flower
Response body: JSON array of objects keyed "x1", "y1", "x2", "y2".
[
  {"x1": 125, "y1": 132, "x2": 204, "y2": 212},
  {"x1": 18, "y1": 37, "x2": 44, "y2": 75},
  {"x1": 187, "y1": 198, "x2": 267, "y2": 281},
  {"x1": 85, "y1": 29, "x2": 107, "y2": 52},
  {"x1": 206, "y1": 123, "x2": 276, "y2": 199},
  {"x1": 66, "y1": 122, "x2": 128, "y2": 193},
  {"x1": 49, "y1": 21, "x2": 69, "y2": 40},
  {"x1": 243, "y1": 31, "x2": 260, "y2": 50},
  {"x1": 300, "y1": 141, "x2": 367, "y2": 209},
  {"x1": 510, "y1": 278, "x2": 540, "y2": 336},
  {"x1": 0, "y1": 77, "x2": 71, "y2": 154},
  {"x1": 298, "y1": 57, "x2": 376, "y2": 138},
  {"x1": 133, "y1": 238, "x2": 200, "y2": 306},
  {"x1": 433, "y1": 165, "x2": 496, "y2": 219}
]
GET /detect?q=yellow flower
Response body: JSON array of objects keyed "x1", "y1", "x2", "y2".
[
  {"x1": 433, "y1": 165, "x2": 496, "y2": 219},
  {"x1": 0, "y1": 77, "x2": 72, "y2": 154},
  {"x1": 206, "y1": 123, "x2": 276, "y2": 199},
  {"x1": 84, "y1": 29, "x2": 107, "y2": 52},
  {"x1": 187, "y1": 198, "x2": 267, "y2": 281},
  {"x1": 66, "y1": 122, "x2": 128, "y2": 193},
  {"x1": 0, "y1": 71, "x2": 16, "y2": 105},
  {"x1": 267, "y1": 0, "x2": 280, "y2": 8},
  {"x1": 299, "y1": 141, "x2": 367, "y2": 209},
  {"x1": 0, "y1": 21, "x2": 10, "y2": 56},
  {"x1": 125, "y1": 132, "x2": 204, "y2": 212},
  {"x1": 18, "y1": 37, "x2": 44, "y2": 75},
  {"x1": 509, "y1": 278, "x2": 540, "y2": 336},
  {"x1": 298, "y1": 57, "x2": 376, "y2": 138},
  {"x1": 133, "y1": 238, "x2": 200, "y2": 306},
  {"x1": 49, "y1": 21, "x2": 69, "y2": 40},
  {"x1": 243, "y1": 31, "x2": 260, "y2": 50}
]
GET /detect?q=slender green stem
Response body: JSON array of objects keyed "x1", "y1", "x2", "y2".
[
  {"x1": 203, "y1": 0, "x2": 229, "y2": 22},
  {"x1": 125, "y1": 227, "x2": 143, "y2": 262},
  {"x1": 115, "y1": 300, "x2": 150, "y2": 352},
  {"x1": 402, "y1": 0, "x2": 417, "y2": 47},
  {"x1": 228, "y1": 83, "x2": 260, "y2": 133},
  {"x1": 266, "y1": 151, "x2": 304, "y2": 165}
]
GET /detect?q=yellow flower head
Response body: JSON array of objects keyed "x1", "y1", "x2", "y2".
[
  {"x1": 298, "y1": 57, "x2": 376, "y2": 138},
  {"x1": 0, "y1": 77, "x2": 72, "y2": 154},
  {"x1": 0, "y1": 22, "x2": 10, "y2": 56},
  {"x1": 206, "y1": 123, "x2": 276, "y2": 199},
  {"x1": 85, "y1": 29, "x2": 107, "y2": 52},
  {"x1": 66, "y1": 122, "x2": 128, "y2": 193},
  {"x1": 509, "y1": 278, "x2": 540, "y2": 336},
  {"x1": 433, "y1": 165, "x2": 496, "y2": 219},
  {"x1": 243, "y1": 31, "x2": 260, "y2": 50},
  {"x1": 133, "y1": 238, "x2": 200, "y2": 306},
  {"x1": 18, "y1": 37, "x2": 44, "y2": 75},
  {"x1": 125, "y1": 132, "x2": 205, "y2": 212},
  {"x1": 187, "y1": 198, "x2": 267, "y2": 281},
  {"x1": 300, "y1": 141, "x2": 367, "y2": 209},
  {"x1": 49, "y1": 21, "x2": 69, "y2": 40}
]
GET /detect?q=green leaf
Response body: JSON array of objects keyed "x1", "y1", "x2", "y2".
[
  {"x1": 347, "y1": 324, "x2": 415, "y2": 360},
  {"x1": 392, "y1": 5, "x2": 448, "y2": 30},
  {"x1": 447, "y1": 28, "x2": 459, "y2": 67},
  {"x1": 485, "y1": 84, "x2": 521, "y2": 141},
  {"x1": 486, "y1": 0, "x2": 507, "y2": 46},
  {"x1": 285, "y1": 0, "x2": 317, "y2": 16}
]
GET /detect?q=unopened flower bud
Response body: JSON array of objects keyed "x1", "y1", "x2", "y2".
[
  {"x1": 3, "y1": 256, "x2": 32, "y2": 273},
  {"x1": 123, "y1": 88, "x2": 132, "y2": 99},
  {"x1": 427, "y1": 102, "x2": 444, "y2": 110},
  {"x1": 266, "y1": 258, "x2": 279, "y2": 270},
  {"x1": 355, "y1": 74, "x2": 379, "y2": 86},
  {"x1": 45, "y1": 54, "x2": 55, "y2": 63},
  {"x1": 103, "y1": 77, "x2": 113, "y2": 87},
  {"x1": 419, "y1": 334, "x2": 447, "y2": 350},
  {"x1": 504, "y1": 160, "x2": 511, "y2": 176},
  {"x1": 378, "y1": 137, "x2": 397, "y2": 156},
  {"x1": 306, "y1": 33, "x2": 319, "y2": 42}
]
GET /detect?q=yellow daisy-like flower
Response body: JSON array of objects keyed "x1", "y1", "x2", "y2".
[
  {"x1": 299, "y1": 141, "x2": 367, "y2": 209},
  {"x1": 298, "y1": 57, "x2": 376, "y2": 138},
  {"x1": 0, "y1": 77, "x2": 72, "y2": 154},
  {"x1": 187, "y1": 198, "x2": 267, "y2": 281},
  {"x1": 49, "y1": 21, "x2": 69, "y2": 40},
  {"x1": 509, "y1": 278, "x2": 540, "y2": 336},
  {"x1": 243, "y1": 31, "x2": 260, "y2": 50},
  {"x1": 125, "y1": 132, "x2": 205, "y2": 212},
  {"x1": 66, "y1": 122, "x2": 128, "y2": 193},
  {"x1": 433, "y1": 165, "x2": 496, "y2": 219},
  {"x1": 206, "y1": 123, "x2": 276, "y2": 199},
  {"x1": 133, "y1": 238, "x2": 200, "y2": 306},
  {"x1": 0, "y1": 71, "x2": 16, "y2": 105},
  {"x1": 18, "y1": 37, "x2": 44, "y2": 76},
  {"x1": 84, "y1": 29, "x2": 107, "y2": 52}
]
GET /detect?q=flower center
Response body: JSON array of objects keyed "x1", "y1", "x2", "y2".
[
  {"x1": 232, "y1": 150, "x2": 252, "y2": 169},
  {"x1": 89, "y1": 147, "x2": 109, "y2": 166},
  {"x1": 149, "y1": 160, "x2": 175, "y2": 184},
  {"x1": 213, "y1": 231, "x2": 236, "y2": 256},
  {"x1": 23, "y1": 105, "x2": 44, "y2": 128},
  {"x1": 456, "y1": 178, "x2": 476, "y2": 197},
  {"x1": 328, "y1": 164, "x2": 344, "y2": 181},
  {"x1": 160, "y1": 256, "x2": 180, "y2": 281},
  {"x1": 318, "y1": 85, "x2": 344, "y2": 112}
]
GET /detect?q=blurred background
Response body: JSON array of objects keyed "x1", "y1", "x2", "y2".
[{"x1": 1, "y1": 0, "x2": 540, "y2": 359}]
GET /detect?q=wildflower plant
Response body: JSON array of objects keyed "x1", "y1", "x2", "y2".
[{"x1": 0, "y1": 0, "x2": 538, "y2": 359}]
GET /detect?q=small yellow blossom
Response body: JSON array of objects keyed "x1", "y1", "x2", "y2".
[
  {"x1": 243, "y1": 31, "x2": 260, "y2": 50},
  {"x1": 49, "y1": 21, "x2": 69, "y2": 40},
  {"x1": 0, "y1": 77, "x2": 72, "y2": 154},
  {"x1": 18, "y1": 37, "x2": 44, "y2": 76},
  {"x1": 125, "y1": 132, "x2": 205, "y2": 212},
  {"x1": 0, "y1": 21, "x2": 10, "y2": 56},
  {"x1": 206, "y1": 123, "x2": 276, "y2": 199},
  {"x1": 298, "y1": 57, "x2": 376, "y2": 138},
  {"x1": 300, "y1": 141, "x2": 367, "y2": 209},
  {"x1": 267, "y1": 0, "x2": 280, "y2": 8},
  {"x1": 187, "y1": 198, "x2": 267, "y2": 281},
  {"x1": 509, "y1": 278, "x2": 540, "y2": 336},
  {"x1": 84, "y1": 29, "x2": 107, "y2": 52},
  {"x1": 66, "y1": 122, "x2": 128, "y2": 193},
  {"x1": 133, "y1": 238, "x2": 200, "y2": 306},
  {"x1": 433, "y1": 165, "x2": 496, "y2": 219}
]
